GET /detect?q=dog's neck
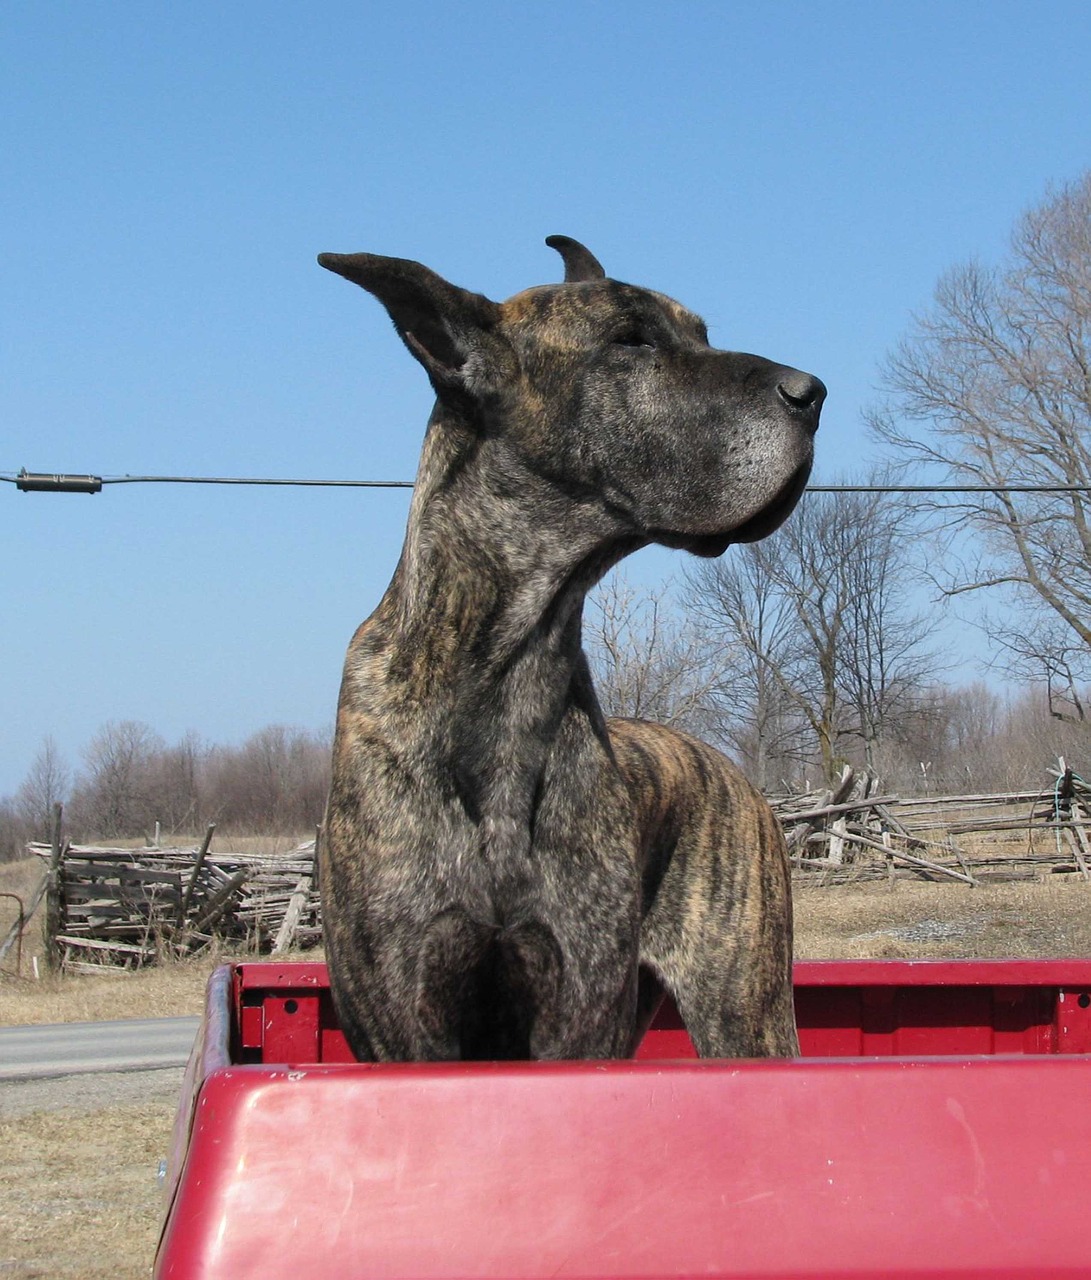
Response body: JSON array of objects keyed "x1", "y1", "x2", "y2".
[
  {"x1": 368, "y1": 409, "x2": 641, "y2": 833},
  {"x1": 398, "y1": 411, "x2": 636, "y2": 669}
]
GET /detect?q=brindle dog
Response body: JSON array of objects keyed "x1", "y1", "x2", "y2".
[{"x1": 317, "y1": 236, "x2": 823, "y2": 1061}]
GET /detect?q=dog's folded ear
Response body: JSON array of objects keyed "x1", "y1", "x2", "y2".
[
  {"x1": 545, "y1": 235, "x2": 606, "y2": 283},
  {"x1": 318, "y1": 251, "x2": 505, "y2": 398}
]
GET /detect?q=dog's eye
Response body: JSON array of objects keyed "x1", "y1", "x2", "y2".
[{"x1": 613, "y1": 329, "x2": 655, "y2": 350}]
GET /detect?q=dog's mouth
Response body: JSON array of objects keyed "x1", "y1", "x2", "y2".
[
  {"x1": 726, "y1": 456, "x2": 814, "y2": 544},
  {"x1": 651, "y1": 457, "x2": 813, "y2": 559}
]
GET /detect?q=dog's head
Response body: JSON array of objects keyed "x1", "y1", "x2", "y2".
[{"x1": 318, "y1": 237, "x2": 822, "y2": 557}]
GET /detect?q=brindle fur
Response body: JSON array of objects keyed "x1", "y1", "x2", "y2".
[{"x1": 317, "y1": 237, "x2": 824, "y2": 1061}]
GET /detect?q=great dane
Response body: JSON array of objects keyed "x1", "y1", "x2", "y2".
[{"x1": 317, "y1": 235, "x2": 823, "y2": 1061}]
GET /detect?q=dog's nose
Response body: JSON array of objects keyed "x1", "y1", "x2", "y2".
[{"x1": 776, "y1": 371, "x2": 826, "y2": 427}]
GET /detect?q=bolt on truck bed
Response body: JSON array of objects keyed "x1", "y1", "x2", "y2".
[{"x1": 155, "y1": 960, "x2": 1091, "y2": 1279}]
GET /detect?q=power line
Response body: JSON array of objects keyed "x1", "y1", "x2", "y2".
[
  {"x1": 2, "y1": 469, "x2": 1090, "y2": 496},
  {"x1": 807, "y1": 484, "x2": 1091, "y2": 494},
  {"x1": 3, "y1": 470, "x2": 413, "y2": 494}
]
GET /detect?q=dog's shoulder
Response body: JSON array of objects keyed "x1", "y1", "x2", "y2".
[
  {"x1": 606, "y1": 717, "x2": 763, "y2": 809},
  {"x1": 606, "y1": 717, "x2": 784, "y2": 874}
]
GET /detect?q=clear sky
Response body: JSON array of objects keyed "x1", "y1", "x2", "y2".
[{"x1": 3, "y1": 1, "x2": 1090, "y2": 795}]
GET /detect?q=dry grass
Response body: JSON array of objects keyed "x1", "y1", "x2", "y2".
[
  {"x1": 0, "y1": 941, "x2": 323, "y2": 1027},
  {"x1": 793, "y1": 876, "x2": 1091, "y2": 960},
  {"x1": 0, "y1": 857, "x2": 44, "y2": 898},
  {"x1": 5, "y1": 854, "x2": 1091, "y2": 1026},
  {"x1": 0, "y1": 843, "x2": 321, "y2": 1020},
  {"x1": 0, "y1": 1100, "x2": 173, "y2": 1280},
  {"x1": 0, "y1": 951, "x2": 222, "y2": 1026},
  {"x1": 0, "y1": 850, "x2": 241, "y2": 1022}
]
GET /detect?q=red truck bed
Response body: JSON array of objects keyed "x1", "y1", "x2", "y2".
[{"x1": 155, "y1": 960, "x2": 1091, "y2": 1279}]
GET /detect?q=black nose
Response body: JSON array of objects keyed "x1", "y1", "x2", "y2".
[{"x1": 776, "y1": 371, "x2": 826, "y2": 425}]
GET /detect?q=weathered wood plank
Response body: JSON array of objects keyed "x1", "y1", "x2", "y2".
[
  {"x1": 44, "y1": 805, "x2": 64, "y2": 972},
  {"x1": 55, "y1": 934, "x2": 154, "y2": 955},
  {"x1": 180, "y1": 823, "x2": 216, "y2": 924},
  {"x1": 62, "y1": 862, "x2": 185, "y2": 884},
  {"x1": 272, "y1": 874, "x2": 313, "y2": 954}
]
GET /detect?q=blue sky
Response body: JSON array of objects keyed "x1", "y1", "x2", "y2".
[{"x1": 2, "y1": 1, "x2": 1090, "y2": 795}]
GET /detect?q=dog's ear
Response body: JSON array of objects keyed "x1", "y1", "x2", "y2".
[
  {"x1": 318, "y1": 251, "x2": 504, "y2": 395},
  {"x1": 545, "y1": 235, "x2": 606, "y2": 283}
]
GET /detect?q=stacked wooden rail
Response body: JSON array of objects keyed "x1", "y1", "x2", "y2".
[
  {"x1": 27, "y1": 827, "x2": 320, "y2": 972},
  {"x1": 775, "y1": 762, "x2": 1091, "y2": 887}
]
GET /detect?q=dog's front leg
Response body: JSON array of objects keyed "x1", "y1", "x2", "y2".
[{"x1": 617, "y1": 722, "x2": 799, "y2": 1058}]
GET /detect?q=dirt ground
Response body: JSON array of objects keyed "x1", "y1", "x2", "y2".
[{"x1": 4, "y1": 871, "x2": 1091, "y2": 1277}]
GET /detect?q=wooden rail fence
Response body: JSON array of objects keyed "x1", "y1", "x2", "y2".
[
  {"x1": 25, "y1": 824, "x2": 320, "y2": 973},
  {"x1": 776, "y1": 760, "x2": 1091, "y2": 887},
  {"x1": 6, "y1": 760, "x2": 1088, "y2": 971}
]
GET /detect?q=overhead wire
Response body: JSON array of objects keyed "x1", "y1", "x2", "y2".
[{"x1": 3, "y1": 470, "x2": 1090, "y2": 496}]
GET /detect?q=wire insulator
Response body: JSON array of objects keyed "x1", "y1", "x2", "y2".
[{"x1": 15, "y1": 470, "x2": 103, "y2": 494}]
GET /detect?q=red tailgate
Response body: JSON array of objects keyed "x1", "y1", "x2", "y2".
[{"x1": 155, "y1": 960, "x2": 1091, "y2": 1280}]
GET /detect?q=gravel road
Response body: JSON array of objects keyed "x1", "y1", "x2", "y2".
[
  {"x1": 1, "y1": 1065, "x2": 187, "y2": 1118},
  {"x1": 0, "y1": 1017, "x2": 197, "y2": 1117}
]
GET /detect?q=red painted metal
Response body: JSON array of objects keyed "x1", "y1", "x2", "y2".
[
  {"x1": 218, "y1": 958, "x2": 1091, "y2": 1063},
  {"x1": 155, "y1": 960, "x2": 1091, "y2": 1279}
]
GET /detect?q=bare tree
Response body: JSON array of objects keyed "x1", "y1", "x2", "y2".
[
  {"x1": 70, "y1": 720, "x2": 164, "y2": 838},
  {"x1": 873, "y1": 172, "x2": 1091, "y2": 720},
  {"x1": 585, "y1": 572, "x2": 725, "y2": 736},
  {"x1": 204, "y1": 725, "x2": 330, "y2": 834},
  {"x1": 15, "y1": 736, "x2": 70, "y2": 840},
  {"x1": 153, "y1": 732, "x2": 205, "y2": 835},
  {"x1": 687, "y1": 485, "x2": 936, "y2": 786},
  {"x1": 836, "y1": 490, "x2": 943, "y2": 771},
  {"x1": 933, "y1": 681, "x2": 1009, "y2": 790},
  {"x1": 0, "y1": 798, "x2": 29, "y2": 862},
  {"x1": 683, "y1": 544, "x2": 806, "y2": 788},
  {"x1": 689, "y1": 501, "x2": 845, "y2": 784}
]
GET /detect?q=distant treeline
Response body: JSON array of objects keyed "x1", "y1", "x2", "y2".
[
  {"x1": 3, "y1": 672, "x2": 1090, "y2": 865},
  {"x1": 0, "y1": 722, "x2": 330, "y2": 859}
]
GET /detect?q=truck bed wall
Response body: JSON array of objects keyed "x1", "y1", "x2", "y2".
[{"x1": 233, "y1": 959, "x2": 1091, "y2": 1064}]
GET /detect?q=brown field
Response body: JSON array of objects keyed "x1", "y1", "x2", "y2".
[
  {"x1": 4, "y1": 848, "x2": 1091, "y2": 1278},
  {"x1": 793, "y1": 875, "x2": 1091, "y2": 960},
  {"x1": 0, "y1": 1097, "x2": 174, "y2": 1280}
]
